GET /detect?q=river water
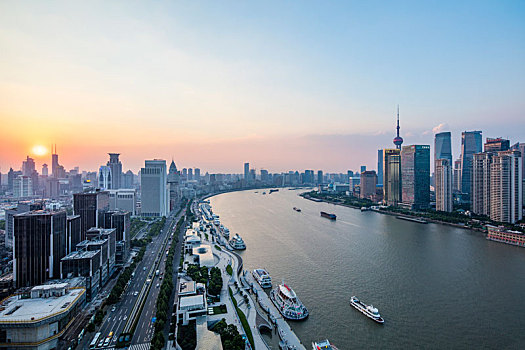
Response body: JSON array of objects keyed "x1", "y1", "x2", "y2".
[{"x1": 210, "y1": 189, "x2": 525, "y2": 349}]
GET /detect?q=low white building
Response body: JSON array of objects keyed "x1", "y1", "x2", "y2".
[
  {"x1": 178, "y1": 294, "x2": 207, "y2": 325},
  {"x1": 0, "y1": 283, "x2": 86, "y2": 349}
]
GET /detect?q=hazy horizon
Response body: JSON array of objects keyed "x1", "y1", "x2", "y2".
[{"x1": 1, "y1": 1, "x2": 524, "y2": 173}]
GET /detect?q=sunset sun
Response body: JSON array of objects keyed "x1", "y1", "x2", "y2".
[{"x1": 32, "y1": 145, "x2": 48, "y2": 156}]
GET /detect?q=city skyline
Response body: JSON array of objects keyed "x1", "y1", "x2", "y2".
[{"x1": 1, "y1": 1, "x2": 524, "y2": 172}]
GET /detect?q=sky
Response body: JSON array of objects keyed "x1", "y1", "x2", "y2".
[{"x1": 1, "y1": 0, "x2": 524, "y2": 174}]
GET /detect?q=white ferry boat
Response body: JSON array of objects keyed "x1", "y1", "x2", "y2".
[
  {"x1": 312, "y1": 339, "x2": 339, "y2": 350},
  {"x1": 252, "y1": 268, "x2": 272, "y2": 288},
  {"x1": 229, "y1": 234, "x2": 246, "y2": 250},
  {"x1": 350, "y1": 296, "x2": 384, "y2": 324},
  {"x1": 222, "y1": 227, "x2": 230, "y2": 239},
  {"x1": 270, "y1": 283, "x2": 309, "y2": 320}
]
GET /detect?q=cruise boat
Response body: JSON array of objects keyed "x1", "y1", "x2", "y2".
[
  {"x1": 222, "y1": 227, "x2": 230, "y2": 239},
  {"x1": 350, "y1": 296, "x2": 384, "y2": 324},
  {"x1": 320, "y1": 211, "x2": 336, "y2": 220},
  {"x1": 270, "y1": 283, "x2": 309, "y2": 320},
  {"x1": 312, "y1": 339, "x2": 339, "y2": 350},
  {"x1": 229, "y1": 234, "x2": 246, "y2": 250},
  {"x1": 293, "y1": 207, "x2": 302, "y2": 212},
  {"x1": 252, "y1": 268, "x2": 272, "y2": 288}
]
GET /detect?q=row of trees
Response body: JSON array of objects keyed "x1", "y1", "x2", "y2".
[
  {"x1": 207, "y1": 267, "x2": 223, "y2": 296},
  {"x1": 212, "y1": 319, "x2": 246, "y2": 350},
  {"x1": 150, "y1": 203, "x2": 188, "y2": 350}
]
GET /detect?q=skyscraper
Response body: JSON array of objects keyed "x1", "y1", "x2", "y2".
[
  {"x1": 460, "y1": 131, "x2": 482, "y2": 200},
  {"x1": 140, "y1": 160, "x2": 168, "y2": 217},
  {"x1": 73, "y1": 190, "x2": 110, "y2": 239},
  {"x1": 41, "y1": 163, "x2": 48, "y2": 177},
  {"x1": 188, "y1": 168, "x2": 193, "y2": 180},
  {"x1": 377, "y1": 149, "x2": 384, "y2": 186},
  {"x1": 484, "y1": 138, "x2": 510, "y2": 153},
  {"x1": 434, "y1": 132, "x2": 452, "y2": 165},
  {"x1": 13, "y1": 210, "x2": 67, "y2": 288},
  {"x1": 511, "y1": 142, "x2": 525, "y2": 206},
  {"x1": 317, "y1": 170, "x2": 323, "y2": 185},
  {"x1": 98, "y1": 165, "x2": 112, "y2": 190},
  {"x1": 383, "y1": 149, "x2": 401, "y2": 206},
  {"x1": 435, "y1": 159, "x2": 453, "y2": 212},
  {"x1": 22, "y1": 156, "x2": 36, "y2": 176},
  {"x1": 107, "y1": 153, "x2": 122, "y2": 189},
  {"x1": 167, "y1": 160, "x2": 179, "y2": 210},
  {"x1": 51, "y1": 145, "x2": 60, "y2": 178},
  {"x1": 194, "y1": 168, "x2": 201, "y2": 181},
  {"x1": 490, "y1": 150, "x2": 522, "y2": 223},
  {"x1": 360, "y1": 171, "x2": 377, "y2": 200},
  {"x1": 244, "y1": 163, "x2": 250, "y2": 181},
  {"x1": 401, "y1": 145, "x2": 431, "y2": 209}
]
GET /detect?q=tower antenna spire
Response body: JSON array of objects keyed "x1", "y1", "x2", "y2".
[{"x1": 393, "y1": 104, "x2": 403, "y2": 150}]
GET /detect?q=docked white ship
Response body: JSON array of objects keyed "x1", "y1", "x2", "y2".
[
  {"x1": 350, "y1": 296, "x2": 384, "y2": 324},
  {"x1": 252, "y1": 268, "x2": 272, "y2": 288},
  {"x1": 270, "y1": 283, "x2": 309, "y2": 320},
  {"x1": 229, "y1": 234, "x2": 246, "y2": 250},
  {"x1": 312, "y1": 339, "x2": 339, "y2": 350}
]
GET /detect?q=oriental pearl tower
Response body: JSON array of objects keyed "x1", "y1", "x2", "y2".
[{"x1": 393, "y1": 105, "x2": 403, "y2": 149}]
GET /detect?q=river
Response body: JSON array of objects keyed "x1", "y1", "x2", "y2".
[{"x1": 209, "y1": 189, "x2": 525, "y2": 349}]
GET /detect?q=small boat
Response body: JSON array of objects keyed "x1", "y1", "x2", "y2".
[
  {"x1": 269, "y1": 189, "x2": 279, "y2": 194},
  {"x1": 320, "y1": 211, "x2": 336, "y2": 220},
  {"x1": 252, "y1": 268, "x2": 272, "y2": 288},
  {"x1": 270, "y1": 283, "x2": 309, "y2": 320},
  {"x1": 293, "y1": 207, "x2": 302, "y2": 212},
  {"x1": 350, "y1": 296, "x2": 384, "y2": 324},
  {"x1": 360, "y1": 207, "x2": 371, "y2": 212},
  {"x1": 312, "y1": 339, "x2": 339, "y2": 350},
  {"x1": 229, "y1": 234, "x2": 246, "y2": 250}
]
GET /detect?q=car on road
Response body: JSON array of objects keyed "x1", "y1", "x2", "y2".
[
  {"x1": 134, "y1": 291, "x2": 139, "y2": 296},
  {"x1": 143, "y1": 267, "x2": 146, "y2": 271},
  {"x1": 111, "y1": 306, "x2": 116, "y2": 312},
  {"x1": 156, "y1": 283, "x2": 160, "y2": 288}
]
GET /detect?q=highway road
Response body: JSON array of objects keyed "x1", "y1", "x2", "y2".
[
  {"x1": 132, "y1": 204, "x2": 188, "y2": 344},
  {"x1": 86, "y1": 208, "x2": 181, "y2": 349}
]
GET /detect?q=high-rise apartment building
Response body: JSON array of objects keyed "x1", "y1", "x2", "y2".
[
  {"x1": 453, "y1": 159, "x2": 462, "y2": 192},
  {"x1": 383, "y1": 149, "x2": 402, "y2": 206},
  {"x1": 107, "y1": 153, "x2": 122, "y2": 189},
  {"x1": 490, "y1": 150, "x2": 522, "y2": 223},
  {"x1": 471, "y1": 152, "x2": 493, "y2": 216},
  {"x1": 194, "y1": 168, "x2": 201, "y2": 181},
  {"x1": 511, "y1": 143, "x2": 525, "y2": 206},
  {"x1": 435, "y1": 159, "x2": 453, "y2": 212},
  {"x1": 434, "y1": 132, "x2": 452, "y2": 165},
  {"x1": 377, "y1": 149, "x2": 384, "y2": 186},
  {"x1": 460, "y1": 131, "x2": 482, "y2": 200},
  {"x1": 140, "y1": 160, "x2": 168, "y2": 217},
  {"x1": 360, "y1": 171, "x2": 377, "y2": 200},
  {"x1": 317, "y1": 170, "x2": 324, "y2": 185},
  {"x1": 73, "y1": 190, "x2": 110, "y2": 239},
  {"x1": 188, "y1": 168, "x2": 193, "y2": 180},
  {"x1": 13, "y1": 210, "x2": 67, "y2": 288},
  {"x1": 401, "y1": 145, "x2": 430, "y2": 210}
]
